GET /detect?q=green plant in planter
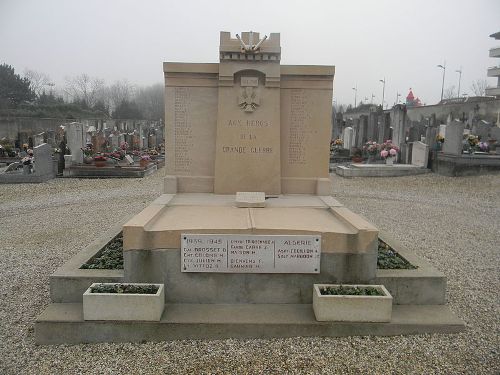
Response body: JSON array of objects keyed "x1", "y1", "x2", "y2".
[
  {"x1": 319, "y1": 285, "x2": 384, "y2": 296},
  {"x1": 90, "y1": 283, "x2": 159, "y2": 294}
]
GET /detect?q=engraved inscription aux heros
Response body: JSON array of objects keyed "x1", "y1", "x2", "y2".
[{"x1": 181, "y1": 234, "x2": 321, "y2": 273}]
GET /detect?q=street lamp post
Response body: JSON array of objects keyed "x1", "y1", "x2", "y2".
[
  {"x1": 379, "y1": 78, "x2": 386, "y2": 109},
  {"x1": 456, "y1": 67, "x2": 462, "y2": 98},
  {"x1": 371, "y1": 94, "x2": 375, "y2": 104},
  {"x1": 352, "y1": 85, "x2": 357, "y2": 108},
  {"x1": 437, "y1": 62, "x2": 446, "y2": 102}
]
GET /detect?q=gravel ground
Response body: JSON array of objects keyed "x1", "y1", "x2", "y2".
[{"x1": 0, "y1": 170, "x2": 499, "y2": 374}]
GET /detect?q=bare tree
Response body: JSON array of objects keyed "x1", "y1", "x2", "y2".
[
  {"x1": 64, "y1": 73, "x2": 105, "y2": 108},
  {"x1": 24, "y1": 69, "x2": 53, "y2": 98},
  {"x1": 443, "y1": 85, "x2": 456, "y2": 99},
  {"x1": 470, "y1": 79, "x2": 488, "y2": 96},
  {"x1": 134, "y1": 83, "x2": 164, "y2": 120},
  {"x1": 108, "y1": 79, "x2": 134, "y2": 109}
]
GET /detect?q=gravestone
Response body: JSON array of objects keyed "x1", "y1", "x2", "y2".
[
  {"x1": 391, "y1": 104, "x2": 406, "y2": 150},
  {"x1": 408, "y1": 127, "x2": 420, "y2": 143},
  {"x1": 367, "y1": 110, "x2": 378, "y2": 142},
  {"x1": 442, "y1": 121, "x2": 465, "y2": 156},
  {"x1": 411, "y1": 141, "x2": 429, "y2": 167},
  {"x1": 110, "y1": 134, "x2": 119, "y2": 150},
  {"x1": 34, "y1": 133, "x2": 45, "y2": 147},
  {"x1": 357, "y1": 115, "x2": 368, "y2": 146},
  {"x1": 490, "y1": 126, "x2": 500, "y2": 141},
  {"x1": 164, "y1": 31, "x2": 334, "y2": 195},
  {"x1": 342, "y1": 127, "x2": 354, "y2": 151},
  {"x1": 148, "y1": 134, "x2": 157, "y2": 149},
  {"x1": 65, "y1": 122, "x2": 85, "y2": 163},
  {"x1": 33, "y1": 143, "x2": 53, "y2": 177},
  {"x1": 472, "y1": 121, "x2": 490, "y2": 140},
  {"x1": 378, "y1": 113, "x2": 391, "y2": 144}
]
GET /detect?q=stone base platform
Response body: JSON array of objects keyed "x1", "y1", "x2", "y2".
[
  {"x1": 63, "y1": 163, "x2": 158, "y2": 178},
  {"x1": 122, "y1": 194, "x2": 380, "y2": 302},
  {"x1": 335, "y1": 164, "x2": 430, "y2": 178},
  {"x1": 35, "y1": 303, "x2": 464, "y2": 345},
  {"x1": 433, "y1": 153, "x2": 500, "y2": 176}
]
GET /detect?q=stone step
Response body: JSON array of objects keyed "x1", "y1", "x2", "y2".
[{"x1": 35, "y1": 303, "x2": 465, "y2": 345}]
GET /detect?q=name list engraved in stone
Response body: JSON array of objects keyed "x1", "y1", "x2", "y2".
[
  {"x1": 173, "y1": 87, "x2": 193, "y2": 173},
  {"x1": 181, "y1": 234, "x2": 321, "y2": 273},
  {"x1": 288, "y1": 89, "x2": 311, "y2": 165}
]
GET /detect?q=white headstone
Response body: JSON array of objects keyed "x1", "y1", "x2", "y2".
[
  {"x1": 33, "y1": 143, "x2": 52, "y2": 176},
  {"x1": 342, "y1": 127, "x2": 354, "y2": 150},
  {"x1": 65, "y1": 122, "x2": 85, "y2": 163},
  {"x1": 442, "y1": 121, "x2": 465, "y2": 156},
  {"x1": 411, "y1": 141, "x2": 429, "y2": 167}
]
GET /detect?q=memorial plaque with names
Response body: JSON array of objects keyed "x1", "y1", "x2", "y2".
[{"x1": 181, "y1": 234, "x2": 321, "y2": 273}]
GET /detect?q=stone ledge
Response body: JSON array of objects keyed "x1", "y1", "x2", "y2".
[{"x1": 35, "y1": 303, "x2": 464, "y2": 345}]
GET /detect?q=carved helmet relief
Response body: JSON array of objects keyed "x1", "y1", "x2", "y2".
[{"x1": 238, "y1": 76, "x2": 260, "y2": 112}]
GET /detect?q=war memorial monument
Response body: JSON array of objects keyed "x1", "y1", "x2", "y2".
[{"x1": 35, "y1": 32, "x2": 463, "y2": 344}]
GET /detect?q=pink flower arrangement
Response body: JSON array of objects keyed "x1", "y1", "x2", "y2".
[
  {"x1": 363, "y1": 141, "x2": 380, "y2": 155},
  {"x1": 380, "y1": 140, "x2": 399, "y2": 159}
]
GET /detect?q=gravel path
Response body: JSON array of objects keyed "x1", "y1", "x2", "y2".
[{"x1": 0, "y1": 170, "x2": 498, "y2": 374}]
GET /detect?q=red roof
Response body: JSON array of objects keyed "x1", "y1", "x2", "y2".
[{"x1": 406, "y1": 89, "x2": 415, "y2": 101}]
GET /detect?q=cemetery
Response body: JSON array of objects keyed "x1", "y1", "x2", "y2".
[
  {"x1": 0, "y1": 118, "x2": 165, "y2": 180},
  {"x1": 33, "y1": 31, "x2": 464, "y2": 345},
  {"x1": 2, "y1": 0, "x2": 500, "y2": 370},
  {"x1": 332, "y1": 101, "x2": 500, "y2": 178}
]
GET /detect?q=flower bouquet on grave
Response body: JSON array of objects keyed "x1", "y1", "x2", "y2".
[
  {"x1": 120, "y1": 141, "x2": 129, "y2": 152},
  {"x1": 478, "y1": 141, "x2": 489, "y2": 153},
  {"x1": 330, "y1": 138, "x2": 343, "y2": 152},
  {"x1": 380, "y1": 140, "x2": 399, "y2": 164},
  {"x1": 464, "y1": 134, "x2": 480, "y2": 154},
  {"x1": 363, "y1": 141, "x2": 380, "y2": 163},
  {"x1": 93, "y1": 153, "x2": 108, "y2": 167},
  {"x1": 140, "y1": 154, "x2": 152, "y2": 168},
  {"x1": 81, "y1": 146, "x2": 94, "y2": 164}
]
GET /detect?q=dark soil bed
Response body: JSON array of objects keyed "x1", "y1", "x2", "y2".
[{"x1": 80, "y1": 232, "x2": 123, "y2": 269}]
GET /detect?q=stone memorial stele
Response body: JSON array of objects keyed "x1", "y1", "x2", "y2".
[
  {"x1": 411, "y1": 141, "x2": 429, "y2": 167},
  {"x1": 164, "y1": 31, "x2": 333, "y2": 195},
  {"x1": 65, "y1": 122, "x2": 85, "y2": 163},
  {"x1": 122, "y1": 31, "x2": 380, "y2": 305},
  {"x1": 442, "y1": 121, "x2": 465, "y2": 156},
  {"x1": 35, "y1": 30, "x2": 465, "y2": 344}
]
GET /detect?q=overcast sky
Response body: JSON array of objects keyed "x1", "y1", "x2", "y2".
[{"x1": 1, "y1": 0, "x2": 499, "y2": 107}]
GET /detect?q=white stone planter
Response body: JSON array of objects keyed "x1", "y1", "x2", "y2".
[
  {"x1": 312, "y1": 284, "x2": 392, "y2": 322},
  {"x1": 83, "y1": 283, "x2": 165, "y2": 321}
]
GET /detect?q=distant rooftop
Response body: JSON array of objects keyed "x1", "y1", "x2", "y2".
[{"x1": 437, "y1": 96, "x2": 496, "y2": 105}]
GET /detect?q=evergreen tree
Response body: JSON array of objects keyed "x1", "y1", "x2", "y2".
[{"x1": 0, "y1": 63, "x2": 35, "y2": 108}]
